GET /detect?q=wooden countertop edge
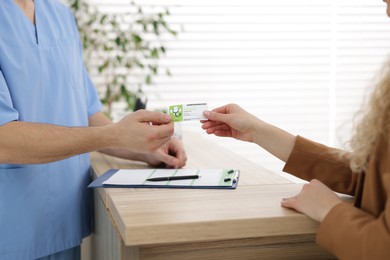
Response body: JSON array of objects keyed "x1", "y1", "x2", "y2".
[{"x1": 101, "y1": 183, "x2": 320, "y2": 246}]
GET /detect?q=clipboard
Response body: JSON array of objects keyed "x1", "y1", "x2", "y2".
[{"x1": 88, "y1": 168, "x2": 240, "y2": 189}]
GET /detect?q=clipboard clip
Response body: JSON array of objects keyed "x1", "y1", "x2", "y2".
[{"x1": 224, "y1": 169, "x2": 240, "y2": 183}]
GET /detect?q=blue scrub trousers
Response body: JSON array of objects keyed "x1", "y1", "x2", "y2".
[{"x1": 35, "y1": 246, "x2": 81, "y2": 260}]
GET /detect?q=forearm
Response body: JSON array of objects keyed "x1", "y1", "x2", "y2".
[
  {"x1": 317, "y1": 203, "x2": 390, "y2": 260},
  {"x1": 0, "y1": 121, "x2": 115, "y2": 164},
  {"x1": 252, "y1": 120, "x2": 296, "y2": 162},
  {"x1": 283, "y1": 135, "x2": 356, "y2": 194},
  {"x1": 202, "y1": 104, "x2": 297, "y2": 162},
  {"x1": 98, "y1": 147, "x2": 147, "y2": 161}
]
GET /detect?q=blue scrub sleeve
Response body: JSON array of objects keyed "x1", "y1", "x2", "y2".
[
  {"x1": 83, "y1": 65, "x2": 102, "y2": 116},
  {"x1": 0, "y1": 67, "x2": 18, "y2": 126},
  {"x1": 67, "y1": 8, "x2": 102, "y2": 117}
]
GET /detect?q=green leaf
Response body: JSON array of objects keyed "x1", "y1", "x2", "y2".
[
  {"x1": 70, "y1": 0, "x2": 79, "y2": 10},
  {"x1": 153, "y1": 21, "x2": 159, "y2": 35},
  {"x1": 135, "y1": 59, "x2": 144, "y2": 69},
  {"x1": 98, "y1": 60, "x2": 109, "y2": 73},
  {"x1": 125, "y1": 61, "x2": 133, "y2": 69},
  {"x1": 132, "y1": 34, "x2": 142, "y2": 44},
  {"x1": 145, "y1": 74, "x2": 152, "y2": 85},
  {"x1": 115, "y1": 37, "x2": 121, "y2": 46},
  {"x1": 169, "y1": 29, "x2": 178, "y2": 36},
  {"x1": 150, "y1": 48, "x2": 159, "y2": 58},
  {"x1": 148, "y1": 65, "x2": 158, "y2": 75},
  {"x1": 100, "y1": 14, "x2": 108, "y2": 24},
  {"x1": 102, "y1": 85, "x2": 112, "y2": 103}
]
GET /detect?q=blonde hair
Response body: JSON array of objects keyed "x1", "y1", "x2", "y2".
[{"x1": 347, "y1": 60, "x2": 390, "y2": 173}]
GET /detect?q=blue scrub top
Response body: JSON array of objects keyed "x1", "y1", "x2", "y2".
[{"x1": 0, "y1": 0, "x2": 102, "y2": 259}]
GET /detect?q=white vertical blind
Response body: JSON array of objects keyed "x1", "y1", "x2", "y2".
[{"x1": 86, "y1": 0, "x2": 390, "y2": 180}]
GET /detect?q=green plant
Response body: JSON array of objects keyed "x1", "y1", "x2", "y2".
[{"x1": 68, "y1": 0, "x2": 177, "y2": 116}]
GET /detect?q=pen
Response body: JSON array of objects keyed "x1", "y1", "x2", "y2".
[{"x1": 146, "y1": 175, "x2": 199, "y2": 182}]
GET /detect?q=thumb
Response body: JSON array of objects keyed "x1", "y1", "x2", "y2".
[
  {"x1": 136, "y1": 110, "x2": 172, "y2": 124},
  {"x1": 281, "y1": 196, "x2": 298, "y2": 209},
  {"x1": 203, "y1": 110, "x2": 230, "y2": 124}
]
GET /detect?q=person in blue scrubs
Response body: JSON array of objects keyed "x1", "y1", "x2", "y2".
[{"x1": 0, "y1": 0, "x2": 187, "y2": 259}]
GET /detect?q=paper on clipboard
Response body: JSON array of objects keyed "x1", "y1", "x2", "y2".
[{"x1": 88, "y1": 168, "x2": 240, "y2": 189}]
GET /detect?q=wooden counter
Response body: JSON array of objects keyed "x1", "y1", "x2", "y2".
[{"x1": 90, "y1": 131, "x2": 335, "y2": 260}]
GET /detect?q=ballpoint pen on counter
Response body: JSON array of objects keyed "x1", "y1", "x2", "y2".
[{"x1": 146, "y1": 175, "x2": 200, "y2": 182}]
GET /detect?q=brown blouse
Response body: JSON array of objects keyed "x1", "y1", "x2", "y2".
[{"x1": 283, "y1": 135, "x2": 390, "y2": 260}]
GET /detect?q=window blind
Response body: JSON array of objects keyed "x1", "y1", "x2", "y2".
[{"x1": 86, "y1": 0, "x2": 390, "y2": 181}]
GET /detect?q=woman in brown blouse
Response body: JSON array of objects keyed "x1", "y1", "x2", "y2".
[{"x1": 201, "y1": 2, "x2": 390, "y2": 259}]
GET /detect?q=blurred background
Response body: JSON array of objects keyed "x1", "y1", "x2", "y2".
[{"x1": 68, "y1": 0, "x2": 390, "y2": 182}]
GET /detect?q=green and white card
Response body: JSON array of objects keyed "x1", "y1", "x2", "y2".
[{"x1": 168, "y1": 103, "x2": 208, "y2": 122}]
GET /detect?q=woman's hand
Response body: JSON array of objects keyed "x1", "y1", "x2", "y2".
[
  {"x1": 201, "y1": 103, "x2": 296, "y2": 162},
  {"x1": 281, "y1": 179, "x2": 343, "y2": 222},
  {"x1": 201, "y1": 103, "x2": 259, "y2": 142}
]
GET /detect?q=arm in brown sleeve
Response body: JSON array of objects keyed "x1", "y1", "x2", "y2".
[
  {"x1": 282, "y1": 135, "x2": 360, "y2": 195},
  {"x1": 283, "y1": 136, "x2": 390, "y2": 259},
  {"x1": 317, "y1": 199, "x2": 390, "y2": 260}
]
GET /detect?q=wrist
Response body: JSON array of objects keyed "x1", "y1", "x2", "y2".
[
  {"x1": 95, "y1": 123, "x2": 121, "y2": 150},
  {"x1": 320, "y1": 198, "x2": 343, "y2": 222},
  {"x1": 252, "y1": 119, "x2": 267, "y2": 144}
]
